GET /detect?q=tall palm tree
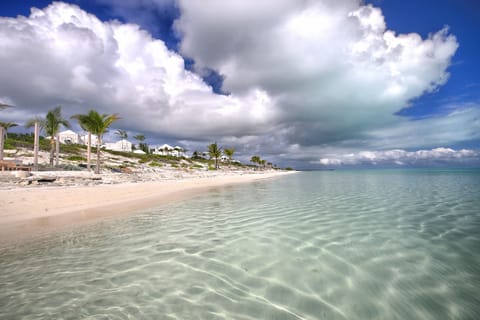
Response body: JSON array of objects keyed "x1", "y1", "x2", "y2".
[
  {"x1": 133, "y1": 134, "x2": 147, "y2": 153},
  {"x1": 259, "y1": 159, "x2": 266, "y2": 169},
  {"x1": 71, "y1": 111, "x2": 98, "y2": 171},
  {"x1": 25, "y1": 116, "x2": 43, "y2": 171},
  {"x1": 208, "y1": 142, "x2": 222, "y2": 169},
  {"x1": 82, "y1": 110, "x2": 120, "y2": 174},
  {"x1": 44, "y1": 106, "x2": 70, "y2": 166},
  {"x1": 115, "y1": 129, "x2": 128, "y2": 152},
  {"x1": 0, "y1": 121, "x2": 18, "y2": 161},
  {"x1": 0, "y1": 103, "x2": 13, "y2": 161},
  {"x1": 223, "y1": 147, "x2": 235, "y2": 164},
  {"x1": 250, "y1": 155, "x2": 261, "y2": 168}
]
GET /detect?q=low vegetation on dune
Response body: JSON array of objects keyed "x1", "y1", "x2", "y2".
[{"x1": 3, "y1": 133, "x2": 285, "y2": 172}]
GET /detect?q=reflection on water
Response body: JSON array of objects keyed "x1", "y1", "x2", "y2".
[{"x1": 1, "y1": 170, "x2": 480, "y2": 319}]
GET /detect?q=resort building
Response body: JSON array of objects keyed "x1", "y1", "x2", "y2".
[
  {"x1": 57, "y1": 130, "x2": 81, "y2": 144},
  {"x1": 80, "y1": 134, "x2": 99, "y2": 147},
  {"x1": 151, "y1": 144, "x2": 186, "y2": 157},
  {"x1": 54, "y1": 130, "x2": 184, "y2": 157},
  {"x1": 103, "y1": 139, "x2": 133, "y2": 152}
]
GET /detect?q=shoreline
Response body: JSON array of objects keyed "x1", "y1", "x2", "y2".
[{"x1": 0, "y1": 171, "x2": 295, "y2": 244}]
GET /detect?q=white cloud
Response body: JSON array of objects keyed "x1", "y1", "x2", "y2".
[
  {"x1": 367, "y1": 106, "x2": 480, "y2": 149},
  {"x1": 314, "y1": 147, "x2": 480, "y2": 167},
  {"x1": 175, "y1": 0, "x2": 459, "y2": 146},
  {"x1": 0, "y1": 2, "x2": 275, "y2": 139},
  {"x1": 0, "y1": 1, "x2": 478, "y2": 167}
]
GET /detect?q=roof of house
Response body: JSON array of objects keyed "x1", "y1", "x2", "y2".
[
  {"x1": 59, "y1": 130, "x2": 79, "y2": 136},
  {"x1": 159, "y1": 144, "x2": 173, "y2": 150}
]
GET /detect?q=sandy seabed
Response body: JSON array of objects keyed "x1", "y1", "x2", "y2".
[{"x1": 0, "y1": 171, "x2": 294, "y2": 244}]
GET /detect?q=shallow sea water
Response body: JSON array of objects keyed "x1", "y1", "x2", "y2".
[{"x1": 1, "y1": 169, "x2": 479, "y2": 319}]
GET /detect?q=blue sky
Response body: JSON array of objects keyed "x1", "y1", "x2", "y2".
[{"x1": 0, "y1": 0, "x2": 479, "y2": 168}]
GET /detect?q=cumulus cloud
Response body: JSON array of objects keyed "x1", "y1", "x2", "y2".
[
  {"x1": 175, "y1": 0, "x2": 459, "y2": 146},
  {"x1": 314, "y1": 147, "x2": 480, "y2": 167},
  {"x1": 0, "y1": 2, "x2": 274, "y2": 139},
  {"x1": 0, "y1": 1, "x2": 478, "y2": 167}
]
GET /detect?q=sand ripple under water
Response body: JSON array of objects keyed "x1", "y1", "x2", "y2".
[{"x1": 1, "y1": 170, "x2": 479, "y2": 319}]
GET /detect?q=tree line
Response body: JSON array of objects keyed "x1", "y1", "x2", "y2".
[
  {"x1": 2, "y1": 104, "x2": 278, "y2": 173},
  {"x1": 1, "y1": 104, "x2": 120, "y2": 174}
]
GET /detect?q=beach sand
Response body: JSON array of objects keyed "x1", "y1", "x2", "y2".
[{"x1": 0, "y1": 171, "x2": 293, "y2": 244}]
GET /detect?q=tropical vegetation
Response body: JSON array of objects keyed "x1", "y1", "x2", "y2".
[
  {"x1": 71, "y1": 110, "x2": 98, "y2": 171},
  {"x1": 1, "y1": 101, "x2": 289, "y2": 172},
  {"x1": 72, "y1": 110, "x2": 120, "y2": 174},
  {"x1": 133, "y1": 134, "x2": 148, "y2": 153},
  {"x1": 208, "y1": 142, "x2": 222, "y2": 169},
  {"x1": 0, "y1": 121, "x2": 18, "y2": 161},
  {"x1": 223, "y1": 147, "x2": 235, "y2": 163}
]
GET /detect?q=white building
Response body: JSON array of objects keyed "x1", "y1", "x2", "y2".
[
  {"x1": 103, "y1": 139, "x2": 133, "y2": 152},
  {"x1": 80, "y1": 134, "x2": 99, "y2": 147},
  {"x1": 57, "y1": 130, "x2": 81, "y2": 144},
  {"x1": 151, "y1": 144, "x2": 185, "y2": 157}
]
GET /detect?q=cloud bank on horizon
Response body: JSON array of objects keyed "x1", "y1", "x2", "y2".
[{"x1": 0, "y1": 0, "x2": 479, "y2": 167}]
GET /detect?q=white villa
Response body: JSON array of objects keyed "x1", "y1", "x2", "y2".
[
  {"x1": 80, "y1": 133, "x2": 99, "y2": 147},
  {"x1": 103, "y1": 139, "x2": 133, "y2": 152},
  {"x1": 55, "y1": 130, "x2": 185, "y2": 156},
  {"x1": 57, "y1": 130, "x2": 81, "y2": 144},
  {"x1": 151, "y1": 144, "x2": 186, "y2": 157}
]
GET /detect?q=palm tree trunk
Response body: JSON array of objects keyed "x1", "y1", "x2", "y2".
[
  {"x1": 0, "y1": 127, "x2": 4, "y2": 161},
  {"x1": 87, "y1": 132, "x2": 91, "y2": 170},
  {"x1": 55, "y1": 133, "x2": 60, "y2": 166},
  {"x1": 49, "y1": 138, "x2": 55, "y2": 166},
  {"x1": 95, "y1": 136, "x2": 101, "y2": 174},
  {"x1": 33, "y1": 122, "x2": 39, "y2": 171}
]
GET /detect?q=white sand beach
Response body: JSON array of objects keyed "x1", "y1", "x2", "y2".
[{"x1": 0, "y1": 171, "x2": 294, "y2": 243}]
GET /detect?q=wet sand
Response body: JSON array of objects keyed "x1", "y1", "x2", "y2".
[{"x1": 0, "y1": 171, "x2": 294, "y2": 244}]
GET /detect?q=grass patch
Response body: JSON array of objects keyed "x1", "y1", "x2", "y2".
[
  {"x1": 66, "y1": 155, "x2": 87, "y2": 162},
  {"x1": 149, "y1": 162, "x2": 163, "y2": 167}
]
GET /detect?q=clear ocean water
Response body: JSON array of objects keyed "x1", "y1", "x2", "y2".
[{"x1": 1, "y1": 169, "x2": 479, "y2": 319}]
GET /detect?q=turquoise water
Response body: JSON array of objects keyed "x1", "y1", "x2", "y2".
[{"x1": 1, "y1": 170, "x2": 479, "y2": 319}]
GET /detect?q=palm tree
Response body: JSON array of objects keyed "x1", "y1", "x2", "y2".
[
  {"x1": 223, "y1": 147, "x2": 235, "y2": 164},
  {"x1": 259, "y1": 159, "x2": 266, "y2": 169},
  {"x1": 74, "y1": 110, "x2": 120, "y2": 174},
  {"x1": 133, "y1": 134, "x2": 147, "y2": 153},
  {"x1": 0, "y1": 103, "x2": 13, "y2": 161},
  {"x1": 44, "y1": 106, "x2": 70, "y2": 166},
  {"x1": 208, "y1": 142, "x2": 222, "y2": 169},
  {"x1": 115, "y1": 129, "x2": 128, "y2": 152},
  {"x1": 250, "y1": 155, "x2": 261, "y2": 166},
  {"x1": 25, "y1": 116, "x2": 43, "y2": 171},
  {"x1": 0, "y1": 121, "x2": 18, "y2": 161},
  {"x1": 71, "y1": 111, "x2": 98, "y2": 171}
]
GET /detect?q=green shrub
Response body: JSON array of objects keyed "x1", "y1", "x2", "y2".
[
  {"x1": 3, "y1": 140, "x2": 15, "y2": 149},
  {"x1": 149, "y1": 162, "x2": 163, "y2": 167},
  {"x1": 66, "y1": 155, "x2": 87, "y2": 162}
]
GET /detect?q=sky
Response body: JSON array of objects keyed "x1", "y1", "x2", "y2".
[{"x1": 0, "y1": 0, "x2": 479, "y2": 169}]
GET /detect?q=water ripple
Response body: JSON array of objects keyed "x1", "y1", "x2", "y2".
[{"x1": 1, "y1": 170, "x2": 480, "y2": 319}]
